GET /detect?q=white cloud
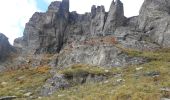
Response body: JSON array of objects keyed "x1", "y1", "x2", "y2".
[{"x1": 0, "y1": 0, "x2": 39, "y2": 44}]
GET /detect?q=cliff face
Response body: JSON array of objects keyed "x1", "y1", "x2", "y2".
[
  {"x1": 14, "y1": 0, "x2": 126, "y2": 54},
  {"x1": 14, "y1": 0, "x2": 70, "y2": 54},
  {"x1": 138, "y1": 0, "x2": 170, "y2": 47},
  {"x1": 103, "y1": 0, "x2": 125, "y2": 33},
  {"x1": 11, "y1": 0, "x2": 165, "y2": 69},
  {"x1": 12, "y1": 0, "x2": 150, "y2": 69},
  {"x1": 15, "y1": 0, "x2": 170, "y2": 55},
  {"x1": 10, "y1": 0, "x2": 170, "y2": 68}
]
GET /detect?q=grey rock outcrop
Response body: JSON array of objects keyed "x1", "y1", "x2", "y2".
[
  {"x1": 67, "y1": 12, "x2": 91, "y2": 35},
  {"x1": 103, "y1": 0, "x2": 126, "y2": 34},
  {"x1": 41, "y1": 68, "x2": 110, "y2": 96},
  {"x1": 12, "y1": 0, "x2": 166, "y2": 71},
  {"x1": 47, "y1": 1, "x2": 61, "y2": 13},
  {"x1": 90, "y1": 5, "x2": 106, "y2": 35},
  {"x1": 138, "y1": 0, "x2": 170, "y2": 30},
  {"x1": 41, "y1": 74, "x2": 69, "y2": 96},
  {"x1": 48, "y1": 35, "x2": 146, "y2": 68},
  {"x1": 138, "y1": 0, "x2": 170, "y2": 47},
  {"x1": 114, "y1": 27, "x2": 160, "y2": 50},
  {"x1": 14, "y1": 0, "x2": 70, "y2": 54},
  {"x1": 0, "y1": 33, "x2": 14, "y2": 61},
  {"x1": 56, "y1": 44, "x2": 146, "y2": 68},
  {"x1": 14, "y1": 0, "x2": 126, "y2": 54}
]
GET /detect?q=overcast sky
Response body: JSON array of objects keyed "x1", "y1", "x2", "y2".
[{"x1": 0, "y1": 0, "x2": 144, "y2": 44}]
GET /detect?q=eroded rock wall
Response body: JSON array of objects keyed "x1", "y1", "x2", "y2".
[
  {"x1": 138, "y1": 0, "x2": 170, "y2": 47},
  {"x1": 14, "y1": 0, "x2": 126, "y2": 54},
  {"x1": 103, "y1": 0, "x2": 126, "y2": 34}
]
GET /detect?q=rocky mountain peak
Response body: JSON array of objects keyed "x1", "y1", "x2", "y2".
[
  {"x1": 61, "y1": 0, "x2": 69, "y2": 10},
  {"x1": 47, "y1": 1, "x2": 61, "y2": 13},
  {"x1": 9, "y1": 0, "x2": 168, "y2": 70},
  {"x1": 91, "y1": 5, "x2": 96, "y2": 18},
  {"x1": 48, "y1": 0, "x2": 69, "y2": 13},
  {"x1": 91, "y1": 5, "x2": 105, "y2": 18},
  {"x1": 0, "y1": 33, "x2": 8, "y2": 42},
  {"x1": 115, "y1": 0, "x2": 122, "y2": 5},
  {"x1": 103, "y1": 0, "x2": 125, "y2": 34},
  {"x1": 14, "y1": 0, "x2": 126, "y2": 54}
]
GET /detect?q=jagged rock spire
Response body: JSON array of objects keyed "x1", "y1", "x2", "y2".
[
  {"x1": 61, "y1": 0, "x2": 69, "y2": 12},
  {"x1": 48, "y1": 1, "x2": 61, "y2": 12},
  {"x1": 103, "y1": 0, "x2": 125, "y2": 34},
  {"x1": 47, "y1": 0, "x2": 69, "y2": 13},
  {"x1": 90, "y1": 5, "x2": 106, "y2": 35},
  {"x1": 91, "y1": 5, "x2": 96, "y2": 18}
]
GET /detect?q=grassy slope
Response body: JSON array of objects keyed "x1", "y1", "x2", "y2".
[
  {"x1": 0, "y1": 48, "x2": 170, "y2": 100},
  {"x1": 42, "y1": 48, "x2": 170, "y2": 100},
  {"x1": 0, "y1": 66, "x2": 51, "y2": 98}
]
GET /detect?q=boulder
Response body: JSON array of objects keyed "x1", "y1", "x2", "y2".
[{"x1": 41, "y1": 74, "x2": 69, "y2": 96}]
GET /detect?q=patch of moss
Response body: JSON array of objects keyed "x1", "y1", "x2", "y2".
[
  {"x1": 1, "y1": 47, "x2": 170, "y2": 100},
  {"x1": 117, "y1": 46, "x2": 170, "y2": 61},
  {"x1": 58, "y1": 64, "x2": 113, "y2": 77}
]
